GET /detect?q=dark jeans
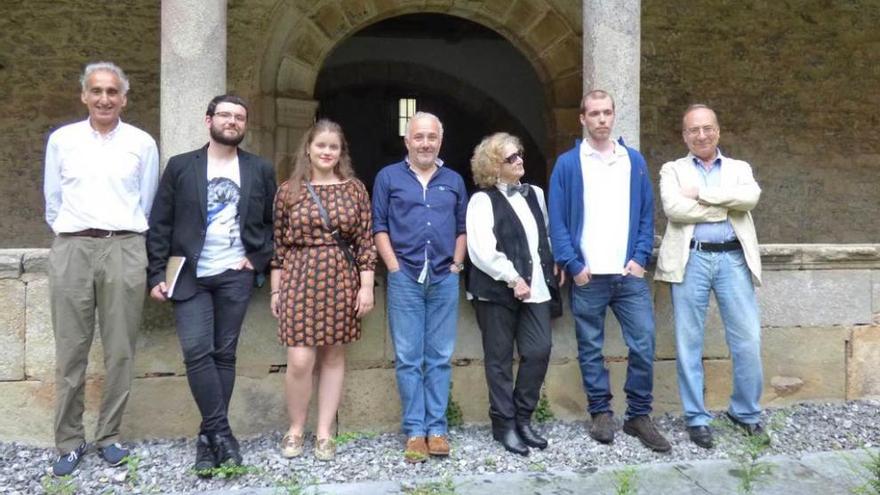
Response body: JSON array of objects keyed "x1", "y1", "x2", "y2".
[
  {"x1": 173, "y1": 269, "x2": 254, "y2": 436},
  {"x1": 474, "y1": 300, "x2": 551, "y2": 429},
  {"x1": 570, "y1": 274, "x2": 656, "y2": 419}
]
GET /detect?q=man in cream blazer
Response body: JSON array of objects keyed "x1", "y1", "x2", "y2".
[{"x1": 656, "y1": 104, "x2": 765, "y2": 449}]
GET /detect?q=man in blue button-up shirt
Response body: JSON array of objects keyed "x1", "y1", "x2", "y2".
[{"x1": 372, "y1": 112, "x2": 467, "y2": 462}]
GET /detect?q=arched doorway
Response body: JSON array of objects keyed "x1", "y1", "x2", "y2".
[
  {"x1": 315, "y1": 14, "x2": 548, "y2": 192},
  {"x1": 251, "y1": 2, "x2": 583, "y2": 184}
]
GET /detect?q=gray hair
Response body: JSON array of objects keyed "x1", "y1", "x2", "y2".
[
  {"x1": 80, "y1": 61, "x2": 130, "y2": 95},
  {"x1": 405, "y1": 111, "x2": 444, "y2": 138}
]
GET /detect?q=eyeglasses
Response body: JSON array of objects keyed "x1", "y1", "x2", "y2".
[
  {"x1": 213, "y1": 111, "x2": 247, "y2": 123},
  {"x1": 684, "y1": 125, "x2": 718, "y2": 137},
  {"x1": 504, "y1": 151, "x2": 524, "y2": 164}
]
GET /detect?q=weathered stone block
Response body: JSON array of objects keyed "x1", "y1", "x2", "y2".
[
  {"x1": 453, "y1": 292, "x2": 483, "y2": 361},
  {"x1": 543, "y1": 36, "x2": 580, "y2": 77},
  {"x1": 551, "y1": 74, "x2": 583, "y2": 106},
  {"x1": 310, "y1": 3, "x2": 350, "y2": 40},
  {"x1": 22, "y1": 249, "x2": 48, "y2": 275},
  {"x1": 0, "y1": 252, "x2": 21, "y2": 279},
  {"x1": 340, "y1": 0, "x2": 374, "y2": 26},
  {"x1": 761, "y1": 326, "x2": 849, "y2": 405},
  {"x1": 543, "y1": 360, "x2": 587, "y2": 421},
  {"x1": 525, "y1": 11, "x2": 567, "y2": 53},
  {"x1": 277, "y1": 56, "x2": 318, "y2": 97},
  {"x1": 348, "y1": 283, "x2": 388, "y2": 368},
  {"x1": 704, "y1": 359, "x2": 733, "y2": 411},
  {"x1": 872, "y1": 270, "x2": 880, "y2": 324},
  {"x1": 237, "y1": 288, "x2": 286, "y2": 377},
  {"x1": 338, "y1": 367, "x2": 401, "y2": 433},
  {"x1": 137, "y1": 298, "x2": 183, "y2": 377},
  {"x1": 0, "y1": 381, "x2": 54, "y2": 446},
  {"x1": 508, "y1": 0, "x2": 542, "y2": 36},
  {"x1": 654, "y1": 281, "x2": 729, "y2": 360},
  {"x1": 449, "y1": 363, "x2": 490, "y2": 425},
  {"x1": 228, "y1": 374, "x2": 290, "y2": 437},
  {"x1": 847, "y1": 326, "x2": 880, "y2": 399},
  {"x1": 759, "y1": 270, "x2": 873, "y2": 327},
  {"x1": 0, "y1": 279, "x2": 26, "y2": 380}
]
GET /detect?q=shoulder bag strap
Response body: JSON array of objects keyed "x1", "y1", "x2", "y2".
[{"x1": 304, "y1": 182, "x2": 357, "y2": 270}]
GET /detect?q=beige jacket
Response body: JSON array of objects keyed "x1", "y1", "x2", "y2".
[{"x1": 655, "y1": 152, "x2": 762, "y2": 286}]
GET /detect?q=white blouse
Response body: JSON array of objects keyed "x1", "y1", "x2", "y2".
[{"x1": 466, "y1": 183, "x2": 551, "y2": 303}]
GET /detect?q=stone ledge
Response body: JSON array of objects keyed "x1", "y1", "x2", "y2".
[{"x1": 761, "y1": 244, "x2": 880, "y2": 270}]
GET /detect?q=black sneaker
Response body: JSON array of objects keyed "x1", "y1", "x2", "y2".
[
  {"x1": 687, "y1": 425, "x2": 715, "y2": 449},
  {"x1": 194, "y1": 435, "x2": 217, "y2": 477},
  {"x1": 589, "y1": 411, "x2": 616, "y2": 444},
  {"x1": 213, "y1": 433, "x2": 242, "y2": 466},
  {"x1": 52, "y1": 442, "x2": 87, "y2": 476},
  {"x1": 98, "y1": 442, "x2": 130, "y2": 466},
  {"x1": 725, "y1": 412, "x2": 770, "y2": 444}
]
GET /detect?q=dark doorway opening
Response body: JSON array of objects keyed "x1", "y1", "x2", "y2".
[{"x1": 314, "y1": 13, "x2": 548, "y2": 194}]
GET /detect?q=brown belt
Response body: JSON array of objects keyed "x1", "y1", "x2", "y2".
[{"x1": 59, "y1": 229, "x2": 140, "y2": 238}]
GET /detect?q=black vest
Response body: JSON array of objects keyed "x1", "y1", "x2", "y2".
[{"x1": 467, "y1": 186, "x2": 558, "y2": 309}]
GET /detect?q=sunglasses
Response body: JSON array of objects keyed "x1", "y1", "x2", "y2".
[{"x1": 504, "y1": 151, "x2": 524, "y2": 164}]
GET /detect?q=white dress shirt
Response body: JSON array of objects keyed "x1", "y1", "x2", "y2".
[
  {"x1": 44, "y1": 119, "x2": 159, "y2": 234},
  {"x1": 579, "y1": 140, "x2": 631, "y2": 274},
  {"x1": 466, "y1": 183, "x2": 550, "y2": 303}
]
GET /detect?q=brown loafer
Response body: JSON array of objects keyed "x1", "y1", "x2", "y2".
[
  {"x1": 404, "y1": 436, "x2": 428, "y2": 464},
  {"x1": 427, "y1": 434, "x2": 450, "y2": 456}
]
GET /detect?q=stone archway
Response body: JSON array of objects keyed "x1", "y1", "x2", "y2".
[{"x1": 249, "y1": 1, "x2": 583, "y2": 172}]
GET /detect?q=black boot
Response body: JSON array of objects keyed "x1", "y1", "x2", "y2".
[
  {"x1": 212, "y1": 433, "x2": 242, "y2": 466},
  {"x1": 492, "y1": 428, "x2": 529, "y2": 456},
  {"x1": 194, "y1": 434, "x2": 217, "y2": 477},
  {"x1": 516, "y1": 423, "x2": 548, "y2": 450}
]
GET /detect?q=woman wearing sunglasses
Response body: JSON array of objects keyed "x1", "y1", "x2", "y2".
[{"x1": 465, "y1": 132, "x2": 563, "y2": 456}]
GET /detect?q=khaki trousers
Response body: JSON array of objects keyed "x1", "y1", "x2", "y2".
[{"x1": 49, "y1": 234, "x2": 146, "y2": 452}]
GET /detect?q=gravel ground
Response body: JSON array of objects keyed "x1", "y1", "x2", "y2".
[{"x1": 5, "y1": 400, "x2": 878, "y2": 494}]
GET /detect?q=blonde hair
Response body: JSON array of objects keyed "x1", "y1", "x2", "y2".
[
  {"x1": 284, "y1": 119, "x2": 355, "y2": 205},
  {"x1": 470, "y1": 132, "x2": 522, "y2": 189}
]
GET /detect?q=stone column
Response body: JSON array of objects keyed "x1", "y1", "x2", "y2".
[
  {"x1": 582, "y1": 0, "x2": 641, "y2": 148},
  {"x1": 274, "y1": 98, "x2": 319, "y2": 180},
  {"x1": 160, "y1": 0, "x2": 227, "y2": 165}
]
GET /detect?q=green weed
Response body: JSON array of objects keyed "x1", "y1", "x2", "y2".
[
  {"x1": 333, "y1": 430, "x2": 377, "y2": 446},
  {"x1": 612, "y1": 466, "x2": 638, "y2": 495},
  {"x1": 534, "y1": 389, "x2": 555, "y2": 423},
  {"x1": 40, "y1": 475, "x2": 77, "y2": 495},
  {"x1": 446, "y1": 382, "x2": 463, "y2": 427},
  {"x1": 194, "y1": 463, "x2": 260, "y2": 479},
  {"x1": 402, "y1": 476, "x2": 456, "y2": 494},
  {"x1": 850, "y1": 448, "x2": 880, "y2": 494}
]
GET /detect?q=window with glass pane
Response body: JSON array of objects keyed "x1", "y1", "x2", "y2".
[{"x1": 398, "y1": 98, "x2": 417, "y2": 136}]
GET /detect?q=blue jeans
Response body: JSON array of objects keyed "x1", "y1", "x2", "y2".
[
  {"x1": 570, "y1": 274, "x2": 656, "y2": 419},
  {"x1": 387, "y1": 270, "x2": 459, "y2": 437},
  {"x1": 672, "y1": 249, "x2": 763, "y2": 427}
]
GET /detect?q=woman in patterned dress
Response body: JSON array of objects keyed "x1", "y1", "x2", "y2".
[{"x1": 269, "y1": 119, "x2": 377, "y2": 461}]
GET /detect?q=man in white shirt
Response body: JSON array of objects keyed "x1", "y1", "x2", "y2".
[
  {"x1": 43, "y1": 61, "x2": 159, "y2": 476},
  {"x1": 548, "y1": 90, "x2": 670, "y2": 452},
  {"x1": 146, "y1": 95, "x2": 276, "y2": 475}
]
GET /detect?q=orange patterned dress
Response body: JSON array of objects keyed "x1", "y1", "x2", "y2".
[{"x1": 271, "y1": 179, "x2": 377, "y2": 346}]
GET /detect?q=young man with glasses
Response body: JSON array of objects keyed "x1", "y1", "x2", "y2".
[
  {"x1": 146, "y1": 94, "x2": 276, "y2": 475},
  {"x1": 548, "y1": 90, "x2": 671, "y2": 452},
  {"x1": 656, "y1": 104, "x2": 766, "y2": 449}
]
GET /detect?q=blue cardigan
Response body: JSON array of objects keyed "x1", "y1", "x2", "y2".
[{"x1": 548, "y1": 139, "x2": 655, "y2": 277}]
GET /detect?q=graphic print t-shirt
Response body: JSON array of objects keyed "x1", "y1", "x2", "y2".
[{"x1": 197, "y1": 157, "x2": 247, "y2": 277}]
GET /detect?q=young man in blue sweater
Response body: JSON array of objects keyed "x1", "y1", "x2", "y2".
[{"x1": 548, "y1": 90, "x2": 670, "y2": 452}]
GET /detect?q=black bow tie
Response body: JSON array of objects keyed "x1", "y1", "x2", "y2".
[{"x1": 505, "y1": 183, "x2": 529, "y2": 197}]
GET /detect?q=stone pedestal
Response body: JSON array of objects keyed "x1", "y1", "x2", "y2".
[
  {"x1": 160, "y1": 0, "x2": 226, "y2": 165},
  {"x1": 583, "y1": 0, "x2": 641, "y2": 147}
]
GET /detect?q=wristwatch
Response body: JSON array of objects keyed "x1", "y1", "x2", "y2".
[{"x1": 452, "y1": 262, "x2": 465, "y2": 272}]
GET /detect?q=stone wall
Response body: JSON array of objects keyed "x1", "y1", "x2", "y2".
[
  {"x1": 1, "y1": 245, "x2": 878, "y2": 446},
  {"x1": 1, "y1": 0, "x2": 877, "y2": 244},
  {"x1": 641, "y1": 0, "x2": 880, "y2": 243}
]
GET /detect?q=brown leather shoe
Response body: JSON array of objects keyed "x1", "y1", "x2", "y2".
[
  {"x1": 404, "y1": 437, "x2": 428, "y2": 464},
  {"x1": 427, "y1": 434, "x2": 450, "y2": 456}
]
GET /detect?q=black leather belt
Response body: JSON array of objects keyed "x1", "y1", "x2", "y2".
[
  {"x1": 690, "y1": 239, "x2": 742, "y2": 252},
  {"x1": 60, "y1": 229, "x2": 139, "y2": 238}
]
